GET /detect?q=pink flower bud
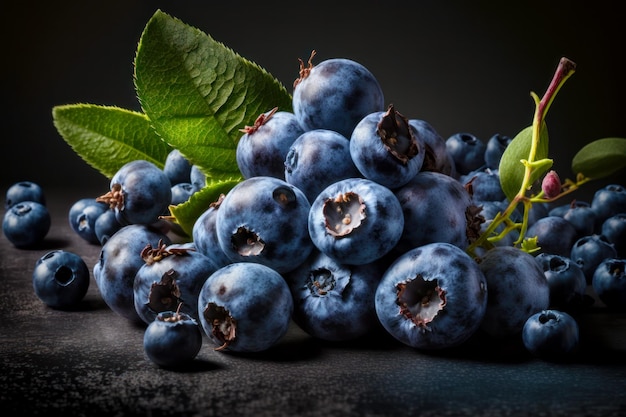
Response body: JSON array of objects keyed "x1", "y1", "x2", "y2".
[{"x1": 542, "y1": 170, "x2": 561, "y2": 199}]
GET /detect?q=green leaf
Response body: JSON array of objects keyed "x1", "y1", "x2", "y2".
[
  {"x1": 499, "y1": 123, "x2": 551, "y2": 202},
  {"x1": 52, "y1": 104, "x2": 171, "y2": 179},
  {"x1": 571, "y1": 137, "x2": 626, "y2": 180},
  {"x1": 170, "y1": 178, "x2": 241, "y2": 236},
  {"x1": 134, "y1": 9, "x2": 292, "y2": 181}
]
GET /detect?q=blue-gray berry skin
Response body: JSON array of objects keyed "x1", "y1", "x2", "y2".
[
  {"x1": 94, "y1": 224, "x2": 171, "y2": 323},
  {"x1": 591, "y1": 184, "x2": 626, "y2": 232},
  {"x1": 143, "y1": 311, "x2": 202, "y2": 368},
  {"x1": 191, "y1": 194, "x2": 232, "y2": 269},
  {"x1": 163, "y1": 149, "x2": 192, "y2": 186},
  {"x1": 198, "y1": 262, "x2": 293, "y2": 353},
  {"x1": 484, "y1": 133, "x2": 513, "y2": 170},
  {"x1": 32, "y1": 250, "x2": 90, "y2": 309},
  {"x1": 285, "y1": 249, "x2": 384, "y2": 342},
  {"x1": 393, "y1": 171, "x2": 476, "y2": 253},
  {"x1": 170, "y1": 182, "x2": 195, "y2": 206},
  {"x1": 190, "y1": 165, "x2": 206, "y2": 192},
  {"x1": 101, "y1": 160, "x2": 172, "y2": 226},
  {"x1": 562, "y1": 203, "x2": 597, "y2": 240},
  {"x1": 570, "y1": 234, "x2": 618, "y2": 283},
  {"x1": 216, "y1": 176, "x2": 313, "y2": 273},
  {"x1": 535, "y1": 253, "x2": 588, "y2": 311},
  {"x1": 68, "y1": 198, "x2": 110, "y2": 244},
  {"x1": 445, "y1": 132, "x2": 487, "y2": 176},
  {"x1": 5, "y1": 181, "x2": 46, "y2": 209},
  {"x1": 292, "y1": 56, "x2": 384, "y2": 138},
  {"x1": 2, "y1": 201, "x2": 50, "y2": 248},
  {"x1": 409, "y1": 119, "x2": 456, "y2": 177},
  {"x1": 94, "y1": 209, "x2": 122, "y2": 246},
  {"x1": 460, "y1": 168, "x2": 505, "y2": 203},
  {"x1": 236, "y1": 109, "x2": 304, "y2": 180},
  {"x1": 479, "y1": 246, "x2": 550, "y2": 337},
  {"x1": 526, "y1": 216, "x2": 578, "y2": 257},
  {"x1": 308, "y1": 178, "x2": 404, "y2": 265},
  {"x1": 602, "y1": 213, "x2": 626, "y2": 258},
  {"x1": 375, "y1": 242, "x2": 488, "y2": 350},
  {"x1": 284, "y1": 129, "x2": 361, "y2": 203},
  {"x1": 522, "y1": 310, "x2": 579, "y2": 360},
  {"x1": 592, "y1": 258, "x2": 626, "y2": 311},
  {"x1": 350, "y1": 106, "x2": 425, "y2": 190},
  {"x1": 133, "y1": 243, "x2": 219, "y2": 324}
]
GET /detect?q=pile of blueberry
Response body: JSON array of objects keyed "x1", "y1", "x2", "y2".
[{"x1": 3, "y1": 54, "x2": 626, "y2": 367}]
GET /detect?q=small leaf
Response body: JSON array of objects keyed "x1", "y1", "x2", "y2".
[
  {"x1": 571, "y1": 137, "x2": 626, "y2": 180},
  {"x1": 499, "y1": 123, "x2": 551, "y2": 202},
  {"x1": 52, "y1": 104, "x2": 171, "y2": 179},
  {"x1": 134, "y1": 10, "x2": 292, "y2": 181},
  {"x1": 170, "y1": 178, "x2": 241, "y2": 236}
]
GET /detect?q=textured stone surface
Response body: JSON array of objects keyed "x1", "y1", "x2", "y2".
[{"x1": 1, "y1": 190, "x2": 626, "y2": 416}]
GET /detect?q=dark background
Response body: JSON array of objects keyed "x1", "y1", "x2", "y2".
[{"x1": 2, "y1": 0, "x2": 625, "y2": 202}]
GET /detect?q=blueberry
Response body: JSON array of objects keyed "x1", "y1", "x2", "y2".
[
  {"x1": 5, "y1": 181, "x2": 46, "y2": 209},
  {"x1": 143, "y1": 310, "x2": 203, "y2": 368},
  {"x1": 484, "y1": 133, "x2": 513, "y2": 170},
  {"x1": 408, "y1": 119, "x2": 456, "y2": 177},
  {"x1": 570, "y1": 234, "x2": 617, "y2": 283},
  {"x1": 97, "y1": 160, "x2": 172, "y2": 226},
  {"x1": 535, "y1": 253, "x2": 588, "y2": 311},
  {"x1": 163, "y1": 149, "x2": 192, "y2": 186},
  {"x1": 216, "y1": 176, "x2": 313, "y2": 273},
  {"x1": 522, "y1": 310, "x2": 579, "y2": 360},
  {"x1": 393, "y1": 171, "x2": 477, "y2": 253},
  {"x1": 198, "y1": 262, "x2": 293, "y2": 352},
  {"x1": 284, "y1": 128, "x2": 361, "y2": 203},
  {"x1": 592, "y1": 258, "x2": 626, "y2": 311},
  {"x1": 133, "y1": 241, "x2": 218, "y2": 324},
  {"x1": 460, "y1": 168, "x2": 505, "y2": 203},
  {"x1": 374, "y1": 242, "x2": 488, "y2": 350},
  {"x1": 445, "y1": 132, "x2": 487, "y2": 175},
  {"x1": 562, "y1": 202, "x2": 597, "y2": 239},
  {"x1": 94, "y1": 209, "x2": 123, "y2": 246},
  {"x1": 191, "y1": 194, "x2": 232, "y2": 269},
  {"x1": 236, "y1": 108, "x2": 305, "y2": 180},
  {"x1": 526, "y1": 215, "x2": 578, "y2": 257},
  {"x1": 548, "y1": 199, "x2": 590, "y2": 218},
  {"x1": 170, "y1": 182, "x2": 195, "y2": 206},
  {"x1": 284, "y1": 249, "x2": 385, "y2": 342},
  {"x1": 349, "y1": 105, "x2": 425, "y2": 189},
  {"x1": 68, "y1": 198, "x2": 110, "y2": 244},
  {"x1": 479, "y1": 246, "x2": 550, "y2": 337},
  {"x1": 190, "y1": 165, "x2": 206, "y2": 192},
  {"x1": 292, "y1": 53, "x2": 385, "y2": 138},
  {"x1": 2, "y1": 201, "x2": 51, "y2": 248},
  {"x1": 590, "y1": 184, "x2": 626, "y2": 232},
  {"x1": 601, "y1": 213, "x2": 626, "y2": 257},
  {"x1": 95, "y1": 224, "x2": 171, "y2": 323},
  {"x1": 32, "y1": 250, "x2": 90, "y2": 309},
  {"x1": 308, "y1": 178, "x2": 404, "y2": 265}
]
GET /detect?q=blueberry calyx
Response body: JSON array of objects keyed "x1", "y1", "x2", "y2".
[
  {"x1": 377, "y1": 104, "x2": 419, "y2": 165},
  {"x1": 231, "y1": 226, "x2": 265, "y2": 256},
  {"x1": 140, "y1": 239, "x2": 194, "y2": 265},
  {"x1": 395, "y1": 276, "x2": 447, "y2": 330},
  {"x1": 465, "y1": 204, "x2": 486, "y2": 243},
  {"x1": 96, "y1": 183, "x2": 124, "y2": 211},
  {"x1": 293, "y1": 50, "x2": 317, "y2": 89},
  {"x1": 306, "y1": 268, "x2": 336, "y2": 296},
  {"x1": 203, "y1": 303, "x2": 237, "y2": 351},
  {"x1": 322, "y1": 192, "x2": 366, "y2": 237},
  {"x1": 146, "y1": 269, "x2": 183, "y2": 314},
  {"x1": 238, "y1": 107, "x2": 278, "y2": 135}
]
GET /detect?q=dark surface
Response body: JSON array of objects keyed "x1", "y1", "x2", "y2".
[{"x1": 1, "y1": 190, "x2": 626, "y2": 417}]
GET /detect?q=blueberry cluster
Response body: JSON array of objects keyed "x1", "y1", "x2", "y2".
[{"x1": 4, "y1": 55, "x2": 626, "y2": 366}]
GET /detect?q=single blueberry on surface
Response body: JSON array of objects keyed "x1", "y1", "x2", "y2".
[
  {"x1": 522, "y1": 310, "x2": 579, "y2": 360},
  {"x1": 374, "y1": 242, "x2": 488, "y2": 350},
  {"x1": 2, "y1": 201, "x2": 51, "y2": 248},
  {"x1": 32, "y1": 250, "x2": 90, "y2": 309},
  {"x1": 5, "y1": 181, "x2": 46, "y2": 209},
  {"x1": 308, "y1": 177, "x2": 404, "y2": 265},
  {"x1": 292, "y1": 52, "x2": 385, "y2": 138},
  {"x1": 143, "y1": 310, "x2": 203, "y2": 368},
  {"x1": 198, "y1": 262, "x2": 293, "y2": 353}
]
